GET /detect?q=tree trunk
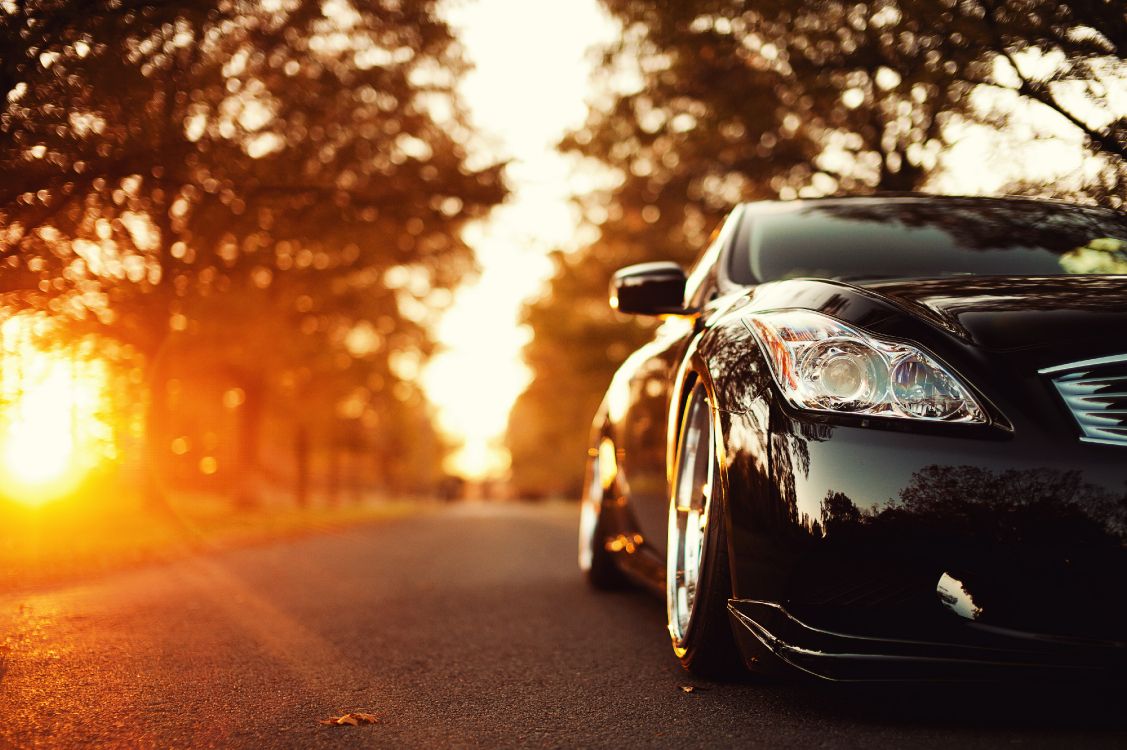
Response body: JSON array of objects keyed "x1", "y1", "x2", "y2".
[
  {"x1": 350, "y1": 449, "x2": 363, "y2": 504},
  {"x1": 876, "y1": 150, "x2": 927, "y2": 193},
  {"x1": 294, "y1": 423, "x2": 310, "y2": 509},
  {"x1": 327, "y1": 440, "x2": 340, "y2": 507},
  {"x1": 142, "y1": 369, "x2": 169, "y2": 509},
  {"x1": 233, "y1": 376, "x2": 263, "y2": 509}
]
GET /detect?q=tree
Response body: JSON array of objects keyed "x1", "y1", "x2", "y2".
[
  {"x1": 0, "y1": 0, "x2": 505, "y2": 503},
  {"x1": 506, "y1": 248, "x2": 651, "y2": 498},
  {"x1": 507, "y1": 0, "x2": 1126, "y2": 497}
]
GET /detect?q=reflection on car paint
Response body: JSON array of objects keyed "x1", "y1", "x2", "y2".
[{"x1": 937, "y1": 573, "x2": 983, "y2": 621}]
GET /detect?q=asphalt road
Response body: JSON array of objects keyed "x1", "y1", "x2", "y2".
[{"x1": 1, "y1": 502, "x2": 1125, "y2": 749}]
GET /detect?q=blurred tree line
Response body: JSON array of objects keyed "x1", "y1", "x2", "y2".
[
  {"x1": 507, "y1": 0, "x2": 1126, "y2": 498},
  {"x1": 0, "y1": 0, "x2": 504, "y2": 505}
]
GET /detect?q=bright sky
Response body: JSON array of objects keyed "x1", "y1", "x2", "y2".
[
  {"x1": 933, "y1": 53, "x2": 1127, "y2": 196},
  {"x1": 424, "y1": 0, "x2": 618, "y2": 479}
]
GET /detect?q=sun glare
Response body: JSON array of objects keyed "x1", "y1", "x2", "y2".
[{"x1": 0, "y1": 316, "x2": 114, "y2": 506}]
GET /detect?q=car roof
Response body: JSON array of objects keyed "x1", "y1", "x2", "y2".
[{"x1": 739, "y1": 193, "x2": 1122, "y2": 216}]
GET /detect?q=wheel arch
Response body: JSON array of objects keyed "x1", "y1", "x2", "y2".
[
  {"x1": 668, "y1": 320, "x2": 780, "y2": 604},
  {"x1": 666, "y1": 345, "x2": 741, "y2": 578}
]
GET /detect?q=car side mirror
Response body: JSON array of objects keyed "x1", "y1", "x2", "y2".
[{"x1": 610, "y1": 262, "x2": 690, "y2": 316}]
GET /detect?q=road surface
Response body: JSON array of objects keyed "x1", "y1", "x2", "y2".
[{"x1": 1, "y1": 503, "x2": 1124, "y2": 748}]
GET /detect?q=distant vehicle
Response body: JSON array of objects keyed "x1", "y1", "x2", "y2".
[{"x1": 579, "y1": 196, "x2": 1127, "y2": 680}]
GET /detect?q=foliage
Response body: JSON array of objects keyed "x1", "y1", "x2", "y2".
[
  {"x1": 507, "y1": 249, "x2": 650, "y2": 498},
  {"x1": 0, "y1": 0, "x2": 506, "y2": 499},
  {"x1": 507, "y1": 0, "x2": 1126, "y2": 497}
]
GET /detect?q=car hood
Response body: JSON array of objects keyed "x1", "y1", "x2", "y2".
[{"x1": 858, "y1": 275, "x2": 1127, "y2": 355}]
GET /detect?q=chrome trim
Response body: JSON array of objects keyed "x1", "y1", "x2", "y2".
[
  {"x1": 1038, "y1": 353, "x2": 1127, "y2": 375},
  {"x1": 1077, "y1": 433, "x2": 1127, "y2": 444},
  {"x1": 1042, "y1": 354, "x2": 1127, "y2": 447}
]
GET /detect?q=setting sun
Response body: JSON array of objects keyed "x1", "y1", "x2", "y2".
[{"x1": 0, "y1": 316, "x2": 114, "y2": 505}]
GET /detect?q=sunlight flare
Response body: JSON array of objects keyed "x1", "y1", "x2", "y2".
[{"x1": 0, "y1": 316, "x2": 115, "y2": 505}]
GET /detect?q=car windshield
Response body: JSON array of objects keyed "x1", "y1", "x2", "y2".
[{"x1": 731, "y1": 199, "x2": 1127, "y2": 284}]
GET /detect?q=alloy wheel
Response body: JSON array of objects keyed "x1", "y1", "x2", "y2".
[{"x1": 667, "y1": 387, "x2": 716, "y2": 650}]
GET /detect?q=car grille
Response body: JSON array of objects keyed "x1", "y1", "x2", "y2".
[{"x1": 1042, "y1": 354, "x2": 1127, "y2": 447}]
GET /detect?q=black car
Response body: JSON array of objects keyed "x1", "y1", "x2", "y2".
[{"x1": 578, "y1": 196, "x2": 1127, "y2": 681}]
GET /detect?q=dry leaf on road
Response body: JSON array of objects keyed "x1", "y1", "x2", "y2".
[{"x1": 319, "y1": 712, "x2": 380, "y2": 726}]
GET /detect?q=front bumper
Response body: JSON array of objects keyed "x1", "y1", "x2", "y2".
[
  {"x1": 728, "y1": 599, "x2": 1127, "y2": 682},
  {"x1": 722, "y1": 399, "x2": 1127, "y2": 680}
]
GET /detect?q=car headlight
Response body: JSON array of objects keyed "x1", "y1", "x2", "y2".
[{"x1": 746, "y1": 310, "x2": 986, "y2": 423}]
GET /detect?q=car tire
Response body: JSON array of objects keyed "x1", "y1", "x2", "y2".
[
  {"x1": 667, "y1": 382, "x2": 743, "y2": 678},
  {"x1": 579, "y1": 438, "x2": 628, "y2": 590}
]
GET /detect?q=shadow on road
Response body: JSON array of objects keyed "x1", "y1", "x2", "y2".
[
  {"x1": 792, "y1": 681, "x2": 1127, "y2": 733},
  {"x1": 598, "y1": 585, "x2": 1127, "y2": 735}
]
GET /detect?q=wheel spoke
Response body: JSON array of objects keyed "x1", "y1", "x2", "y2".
[{"x1": 667, "y1": 387, "x2": 716, "y2": 649}]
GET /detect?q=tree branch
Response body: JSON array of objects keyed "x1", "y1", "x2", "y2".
[{"x1": 981, "y1": 0, "x2": 1126, "y2": 161}]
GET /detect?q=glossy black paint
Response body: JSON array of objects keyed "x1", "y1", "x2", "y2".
[
  {"x1": 585, "y1": 196, "x2": 1127, "y2": 681},
  {"x1": 610, "y1": 262, "x2": 689, "y2": 316}
]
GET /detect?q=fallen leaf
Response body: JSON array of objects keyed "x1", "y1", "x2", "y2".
[
  {"x1": 319, "y1": 712, "x2": 380, "y2": 726},
  {"x1": 679, "y1": 685, "x2": 695, "y2": 693}
]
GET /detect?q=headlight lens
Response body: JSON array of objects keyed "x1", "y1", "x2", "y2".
[
  {"x1": 799, "y1": 339, "x2": 888, "y2": 411},
  {"x1": 747, "y1": 310, "x2": 985, "y2": 423}
]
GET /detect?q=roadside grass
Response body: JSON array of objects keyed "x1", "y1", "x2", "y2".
[{"x1": 0, "y1": 483, "x2": 421, "y2": 593}]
